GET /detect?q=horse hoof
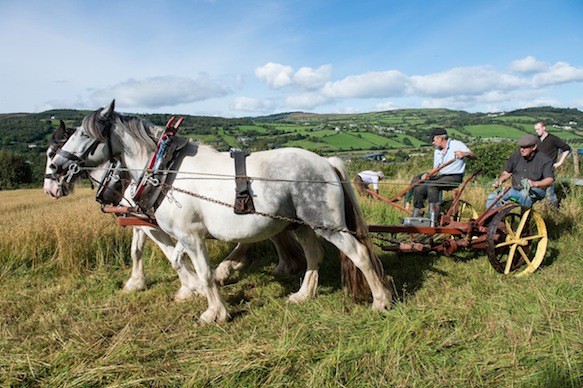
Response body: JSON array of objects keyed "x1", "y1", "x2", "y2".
[
  {"x1": 372, "y1": 298, "x2": 392, "y2": 311},
  {"x1": 174, "y1": 287, "x2": 198, "y2": 301},
  {"x1": 198, "y1": 308, "x2": 230, "y2": 324},
  {"x1": 287, "y1": 292, "x2": 309, "y2": 304},
  {"x1": 122, "y1": 278, "x2": 149, "y2": 292}
]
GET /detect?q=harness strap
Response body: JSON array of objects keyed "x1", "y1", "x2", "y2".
[
  {"x1": 230, "y1": 149, "x2": 255, "y2": 214},
  {"x1": 56, "y1": 148, "x2": 82, "y2": 162}
]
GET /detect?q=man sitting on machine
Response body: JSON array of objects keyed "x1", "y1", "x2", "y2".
[
  {"x1": 487, "y1": 134, "x2": 554, "y2": 208},
  {"x1": 410, "y1": 128, "x2": 476, "y2": 225}
]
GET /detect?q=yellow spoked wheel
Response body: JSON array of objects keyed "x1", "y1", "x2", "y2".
[
  {"x1": 486, "y1": 204, "x2": 548, "y2": 276},
  {"x1": 443, "y1": 199, "x2": 479, "y2": 222}
]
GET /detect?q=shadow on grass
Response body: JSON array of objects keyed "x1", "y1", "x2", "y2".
[
  {"x1": 379, "y1": 251, "x2": 441, "y2": 301},
  {"x1": 213, "y1": 238, "x2": 450, "y2": 308}
]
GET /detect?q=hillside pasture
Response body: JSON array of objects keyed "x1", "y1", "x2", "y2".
[
  {"x1": 238, "y1": 124, "x2": 270, "y2": 134},
  {"x1": 492, "y1": 115, "x2": 536, "y2": 123},
  {"x1": 464, "y1": 124, "x2": 527, "y2": 139},
  {"x1": 315, "y1": 132, "x2": 384, "y2": 150}
]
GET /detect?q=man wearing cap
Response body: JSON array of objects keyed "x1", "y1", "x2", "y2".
[
  {"x1": 535, "y1": 120, "x2": 571, "y2": 206},
  {"x1": 487, "y1": 134, "x2": 554, "y2": 208},
  {"x1": 354, "y1": 170, "x2": 385, "y2": 195},
  {"x1": 411, "y1": 128, "x2": 475, "y2": 223}
]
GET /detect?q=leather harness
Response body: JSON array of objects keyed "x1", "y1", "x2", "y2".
[{"x1": 230, "y1": 148, "x2": 255, "y2": 214}]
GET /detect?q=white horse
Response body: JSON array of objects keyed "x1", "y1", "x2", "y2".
[
  {"x1": 43, "y1": 121, "x2": 305, "y2": 299},
  {"x1": 47, "y1": 100, "x2": 393, "y2": 323}
]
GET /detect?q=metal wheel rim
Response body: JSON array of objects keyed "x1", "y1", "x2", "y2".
[{"x1": 486, "y1": 205, "x2": 548, "y2": 276}]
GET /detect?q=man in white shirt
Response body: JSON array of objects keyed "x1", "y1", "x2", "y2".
[
  {"x1": 354, "y1": 170, "x2": 385, "y2": 195},
  {"x1": 411, "y1": 128, "x2": 476, "y2": 223}
]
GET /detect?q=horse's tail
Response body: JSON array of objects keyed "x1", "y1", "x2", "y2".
[{"x1": 327, "y1": 157, "x2": 389, "y2": 303}]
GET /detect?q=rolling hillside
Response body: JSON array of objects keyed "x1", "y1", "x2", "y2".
[{"x1": 1, "y1": 106, "x2": 582, "y2": 187}]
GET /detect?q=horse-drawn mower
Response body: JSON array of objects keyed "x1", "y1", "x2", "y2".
[{"x1": 367, "y1": 167, "x2": 548, "y2": 277}]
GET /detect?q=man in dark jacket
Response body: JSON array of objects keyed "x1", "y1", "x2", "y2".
[
  {"x1": 535, "y1": 121, "x2": 571, "y2": 206},
  {"x1": 487, "y1": 134, "x2": 554, "y2": 208}
]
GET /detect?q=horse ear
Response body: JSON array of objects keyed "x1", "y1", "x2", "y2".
[
  {"x1": 52, "y1": 120, "x2": 68, "y2": 143},
  {"x1": 100, "y1": 99, "x2": 116, "y2": 119}
]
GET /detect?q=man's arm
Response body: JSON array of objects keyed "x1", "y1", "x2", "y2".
[
  {"x1": 554, "y1": 149, "x2": 571, "y2": 168},
  {"x1": 493, "y1": 171, "x2": 512, "y2": 187},
  {"x1": 528, "y1": 176, "x2": 554, "y2": 190},
  {"x1": 455, "y1": 150, "x2": 476, "y2": 160}
]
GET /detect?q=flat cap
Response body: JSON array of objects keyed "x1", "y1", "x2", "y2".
[
  {"x1": 429, "y1": 128, "x2": 447, "y2": 138},
  {"x1": 517, "y1": 134, "x2": 539, "y2": 147}
]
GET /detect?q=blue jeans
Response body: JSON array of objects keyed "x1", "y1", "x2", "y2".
[
  {"x1": 486, "y1": 187, "x2": 546, "y2": 208},
  {"x1": 546, "y1": 184, "x2": 558, "y2": 205}
]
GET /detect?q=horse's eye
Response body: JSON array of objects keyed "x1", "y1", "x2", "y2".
[{"x1": 47, "y1": 151, "x2": 56, "y2": 158}]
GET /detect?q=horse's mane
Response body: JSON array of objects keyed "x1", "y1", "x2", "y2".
[{"x1": 82, "y1": 109, "x2": 161, "y2": 152}]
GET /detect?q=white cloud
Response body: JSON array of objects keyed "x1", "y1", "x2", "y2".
[
  {"x1": 410, "y1": 66, "x2": 527, "y2": 97},
  {"x1": 321, "y1": 70, "x2": 409, "y2": 98},
  {"x1": 509, "y1": 56, "x2": 548, "y2": 73},
  {"x1": 532, "y1": 62, "x2": 583, "y2": 87},
  {"x1": 285, "y1": 92, "x2": 331, "y2": 109},
  {"x1": 255, "y1": 62, "x2": 332, "y2": 91},
  {"x1": 255, "y1": 62, "x2": 294, "y2": 89},
  {"x1": 292, "y1": 65, "x2": 332, "y2": 90},
  {"x1": 89, "y1": 75, "x2": 232, "y2": 108},
  {"x1": 252, "y1": 59, "x2": 583, "y2": 113},
  {"x1": 231, "y1": 96, "x2": 276, "y2": 112}
]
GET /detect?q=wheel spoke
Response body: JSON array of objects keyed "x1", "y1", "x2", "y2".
[
  {"x1": 522, "y1": 233, "x2": 545, "y2": 242},
  {"x1": 495, "y1": 240, "x2": 519, "y2": 249},
  {"x1": 504, "y1": 218, "x2": 517, "y2": 240},
  {"x1": 517, "y1": 246, "x2": 532, "y2": 266},
  {"x1": 487, "y1": 205, "x2": 547, "y2": 276},
  {"x1": 515, "y1": 208, "x2": 531, "y2": 237},
  {"x1": 504, "y1": 244, "x2": 518, "y2": 274}
]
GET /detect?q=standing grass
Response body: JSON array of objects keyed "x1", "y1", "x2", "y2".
[{"x1": 0, "y1": 185, "x2": 581, "y2": 386}]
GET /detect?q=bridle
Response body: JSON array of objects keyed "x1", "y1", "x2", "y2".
[{"x1": 47, "y1": 119, "x2": 127, "y2": 204}]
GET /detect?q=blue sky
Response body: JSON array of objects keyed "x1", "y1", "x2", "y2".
[{"x1": 0, "y1": 0, "x2": 582, "y2": 117}]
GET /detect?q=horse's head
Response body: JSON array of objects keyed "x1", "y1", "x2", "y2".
[
  {"x1": 45, "y1": 101, "x2": 118, "y2": 198},
  {"x1": 43, "y1": 120, "x2": 77, "y2": 197}
]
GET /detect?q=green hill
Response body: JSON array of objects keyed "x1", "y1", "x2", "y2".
[{"x1": 2, "y1": 106, "x2": 583, "y2": 187}]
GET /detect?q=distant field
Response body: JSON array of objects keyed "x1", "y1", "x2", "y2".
[
  {"x1": 319, "y1": 132, "x2": 382, "y2": 150},
  {"x1": 464, "y1": 124, "x2": 527, "y2": 139},
  {"x1": 285, "y1": 139, "x2": 336, "y2": 151},
  {"x1": 492, "y1": 115, "x2": 536, "y2": 123},
  {"x1": 238, "y1": 125, "x2": 269, "y2": 133}
]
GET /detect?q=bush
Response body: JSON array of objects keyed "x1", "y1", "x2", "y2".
[
  {"x1": 469, "y1": 142, "x2": 516, "y2": 179},
  {"x1": 0, "y1": 150, "x2": 33, "y2": 189}
]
